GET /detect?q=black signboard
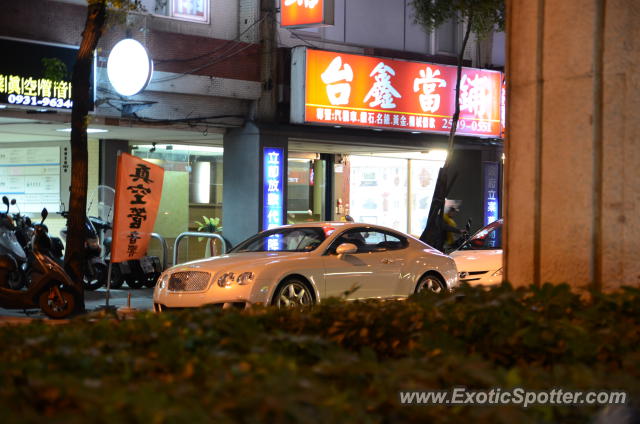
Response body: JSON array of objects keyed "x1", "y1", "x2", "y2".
[{"x1": 0, "y1": 37, "x2": 95, "y2": 110}]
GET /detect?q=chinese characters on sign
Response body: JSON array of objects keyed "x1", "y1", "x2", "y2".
[
  {"x1": 483, "y1": 162, "x2": 500, "y2": 226},
  {"x1": 0, "y1": 74, "x2": 73, "y2": 109},
  {"x1": 0, "y1": 37, "x2": 93, "y2": 110},
  {"x1": 296, "y1": 48, "x2": 503, "y2": 137},
  {"x1": 263, "y1": 148, "x2": 284, "y2": 251},
  {"x1": 111, "y1": 153, "x2": 164, "y2": 263}
]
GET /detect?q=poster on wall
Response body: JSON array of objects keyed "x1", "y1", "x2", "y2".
[
  {"x1": 291, "y1": 47, "x2": 503, "y2": 138},
  {"x1": 0, "y1": 146, "x2": 61, "y2": 213},
  {"x1": 172, "y1": 0, "x2": 209, "y2": 23}
]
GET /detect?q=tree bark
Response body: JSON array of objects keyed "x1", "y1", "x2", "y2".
[
  {"x1": 65, "y1": 2, "x2": 107, "y2": 312},
  {"x1": 420, "y1": 15, "x2": 474, "y2": 251}
]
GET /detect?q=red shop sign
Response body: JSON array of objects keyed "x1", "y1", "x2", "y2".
[{"x1": 291, "y1": 47, "x2": 504, "y2": 138}]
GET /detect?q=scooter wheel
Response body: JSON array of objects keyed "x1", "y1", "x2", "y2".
[
  {"x1": 108, "y1": 265, "x2": 125, "y2": 289},
  {"x1": 38, "y1": 286, "x2": 76, "y2": 319},
  {"x1": 84, "y1": 262, "x2": 107, "y2": 291}
]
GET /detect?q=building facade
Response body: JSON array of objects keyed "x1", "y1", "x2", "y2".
[{"x1": 0, "y1": 0, "x2": 504, "y2": 264}]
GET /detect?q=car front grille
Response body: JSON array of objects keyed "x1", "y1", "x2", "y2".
[{"x1": 168, "y1": 271, "x2": 211, "y2": 292}]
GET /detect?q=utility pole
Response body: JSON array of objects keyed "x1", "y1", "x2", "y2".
[{"x1": 257, "y1": 0, "x2": 277, "y2": 122}]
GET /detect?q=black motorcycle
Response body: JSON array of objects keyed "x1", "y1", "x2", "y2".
[
  {"x1": 59, "y1": 211, "x2": 108, "y2": 291},
  {"x1": 0, "y1": 208, "x2": 80, "y2": 319},
  {"x1": 0, "y1": 197, "x2": 28, "y2": 289}
]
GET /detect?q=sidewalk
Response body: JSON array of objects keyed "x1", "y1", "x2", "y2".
[{"x1": 0, "y1": 287, "x2": 154, "y2": 323}]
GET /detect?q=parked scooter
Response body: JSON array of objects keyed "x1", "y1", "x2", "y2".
[
  {"x1": 0, "y1": 208, "x2": 80, "y2": 318},
  {"x1": 0, "y1": 196, "x2": 27, "y2": 289}
]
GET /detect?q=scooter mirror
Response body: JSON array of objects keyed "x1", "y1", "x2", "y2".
[
  {"x1": 41, "y1": 208, "x2": 48, "y2": 223},
  {"x1": 2, "y1": 196, "x2": 8, "y2": 206},
  {"x1": 10, "y1": 199, "x2": 16, "y2": 205}
]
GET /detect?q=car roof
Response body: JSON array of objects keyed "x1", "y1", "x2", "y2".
[{"x1": 270, "y1": 221, "x2": 400, "y2": 232}]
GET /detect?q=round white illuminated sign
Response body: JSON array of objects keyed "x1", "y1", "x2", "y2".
[{"x1": 107, "y1": 39, "x2": 153, "y2": 97}]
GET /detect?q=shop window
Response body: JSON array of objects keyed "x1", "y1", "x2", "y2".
[
  {"x1": 140, "y1": 0, "x2": 210, "y2": 23},
  {"x1": 287, "y1": 157, "x2": 326, "y2": 224},
  {"x1": 347, "y1": 154, "x2": 445, "y2": 236},
  {"x1": 409, "y1": 159, "x2": 443, "y2": 236},
  {"x1": 130, "y1": 144, "x2": 222, "y2": 264},
  {"x1": 349, "y1": 156, "x2": 408, "y2": 232}
]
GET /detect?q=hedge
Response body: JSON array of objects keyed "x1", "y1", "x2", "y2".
[{"x1": 0, "y1": 282, "x2": 638, "y2": 423}]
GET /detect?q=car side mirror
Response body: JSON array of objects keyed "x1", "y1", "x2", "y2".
[{"x1": 336, "y1": 242, "x2": 358, "y2": 258}]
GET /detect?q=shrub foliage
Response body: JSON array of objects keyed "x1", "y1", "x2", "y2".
[{"x1": 1, "y1": 283, "x2": 639, "y2": 423}]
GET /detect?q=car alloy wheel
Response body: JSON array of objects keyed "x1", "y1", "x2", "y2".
[
  {"x1": 274, "y1": 280, "x2": 313, "y2": 308},
  {"x1": 416, "y1": 274, "x2": 445, "y2": 294}
]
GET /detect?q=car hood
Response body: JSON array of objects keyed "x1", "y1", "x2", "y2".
[
  {"x1": 449, "y1": 249, "x2": 503, "y2": 272},
  {"x1": 168, "y1": 251, "x2": 311, "y2": 273}
]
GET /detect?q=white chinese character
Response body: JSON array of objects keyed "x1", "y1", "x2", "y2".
[
  {"x1": 267, "y1": 237, "x2": 280, "y2": 249},
  {"x1": 268, "y1": 179, "x2": 279, "y2": 192},
  {"x1": 321, "y1": 56, "x2": 354, "y2": 106},
  {"x1": 383, "y1": 114, "x2": 391, "y2": 125},
  {"x1": 316, "y1": 108, "x2": 324, "y2": 120},
  {"x1": 364, "y1": 62, "x2": 401, "y2": 109},
  {"x1": 267, "y1": 166, "x2": 279, "y2": 179},
  {"x1": 413, "y1": 66, "x2": 447, "y2": 113},
  {"x1": 267, "y1": 193, "x2": 280, "y2": 206},
  {"x1": 267, "y1": 151, "x2": 280, "y2": 164},
  {"x1": 267, "y1": 209, "x2": 281, "y2": 224},
  {"x1": 487, "y1": 201, "x2": 498, "y2": 213},
  {"x1": 460, "y1": 73, "x2": 491, "y2": 118},
  {"x1": 350, "y1": 111, "x2": 358, "y2": 122},
  {"x1": 409, "y1": 116, "x2": 416, "y2": 127}
]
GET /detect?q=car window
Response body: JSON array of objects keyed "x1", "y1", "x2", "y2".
[
  {"x1": 327, "y1": 228, "x2": 407, "y2": 254},
  {"x1": 461, "y1": 220, "x2": 502, "y2": 250},
  {"x1": 231, "y1": 227, "x2": 326, "y2": 252}
]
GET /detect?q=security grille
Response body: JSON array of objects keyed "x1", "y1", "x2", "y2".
[{"x1": 168, "y1": 271, "x2": 211, "y2": 292}]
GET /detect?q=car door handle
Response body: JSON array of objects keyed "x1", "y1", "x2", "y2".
[{"x1": 380, "y1": 258, "x2": 394, "y2": 264}]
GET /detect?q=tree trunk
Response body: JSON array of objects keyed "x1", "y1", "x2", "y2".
[
  {"x1": 419, "y1": 15, "x2": 474, "y2": 251},
  {"x1": 65, "y1": 2, "x2": 107, "y2": 312}
]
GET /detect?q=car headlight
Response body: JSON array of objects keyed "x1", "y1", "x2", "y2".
[
  {"x1": 217, "y1": 272, "x2": 235, "y2": 288},
  {"x1": 491, "y1": 268, "x2": 503, "y2": 277},
  {"x1": 158, "y1": 273, "x2": 170, "y2": 289},
  {"x1": 236, "y1": 271, "x2": 255, "y2": 285}
]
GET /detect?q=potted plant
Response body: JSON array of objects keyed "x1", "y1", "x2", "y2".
[{"x1": 193, "y1": 216, "x2": 222, "y2": 257}]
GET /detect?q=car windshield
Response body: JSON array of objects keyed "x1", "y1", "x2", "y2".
[
  {"x1": 460, "y1": 219, "x2": 502, "y2": 250},
  {"x1": 230, "y1": 227, "x2": 327, "y2": 253}
]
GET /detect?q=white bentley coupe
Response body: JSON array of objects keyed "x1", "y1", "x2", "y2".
[{"x1": 153, "y1": 222, "x2": 458, "y2": 311}]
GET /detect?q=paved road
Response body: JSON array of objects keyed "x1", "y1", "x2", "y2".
[{"x1": 0, "y1": 287, "x2": 154, "y2": 323}]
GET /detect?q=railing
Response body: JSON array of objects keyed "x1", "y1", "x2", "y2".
[
  {"x1": 150, "y1": 232, "x2": 168, "y2": 271},
  {"x1": 172, "y1": 232, "x2": 227, "y2": 267}
]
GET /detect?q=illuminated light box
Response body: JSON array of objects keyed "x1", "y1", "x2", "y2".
[
  {"x1": 262, "y1": 147, "x2": 284, "y2": 232},
  {"x1": 0, "y1": 37, "x2": 95, "y2": 110},
  {"x1": 291, "y1": 47, "x2": 504, "y2": 138},
  {"x1": 107, "y1": 39, "x2": 153, "y2": 97},
  {"x1": 280, "y1": 0, "x2": 334, "y2": 28}
]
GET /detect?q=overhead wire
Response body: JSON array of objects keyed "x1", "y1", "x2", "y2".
[{"x1": 150, "y1": 11, "x2": 272, "y2": 83}]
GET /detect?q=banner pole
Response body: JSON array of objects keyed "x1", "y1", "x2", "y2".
[{"x1": 105, "y1": 261, "x2": 113, "y2": 308}]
